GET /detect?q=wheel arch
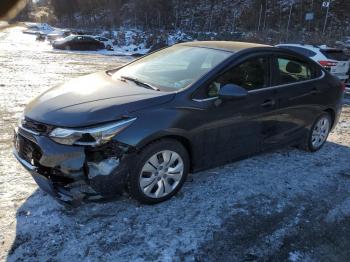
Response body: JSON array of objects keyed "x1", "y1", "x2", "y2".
[
  {"x1": 324, "y1": 108, "x2": 335, "y2": 129},
  {"x1": 137, "y1": 134, "x2": 194, "y2": 173}
]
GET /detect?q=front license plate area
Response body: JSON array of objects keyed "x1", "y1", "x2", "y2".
[{"x1": 14, "y1": 131, "x2": 35, "y2": 164}]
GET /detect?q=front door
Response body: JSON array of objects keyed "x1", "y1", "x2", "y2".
[{"x1": 188, "y1": 55, "x2": 279, "y2": 170}]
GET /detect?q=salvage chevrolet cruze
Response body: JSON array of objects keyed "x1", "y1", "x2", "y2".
[{"x1": 13, "y1": 41, "x2": 344, "y2": 205}]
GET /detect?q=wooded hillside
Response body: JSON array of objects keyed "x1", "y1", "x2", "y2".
[{"x1": 17, "y1": 0, "x2": 350, "y2": 44}]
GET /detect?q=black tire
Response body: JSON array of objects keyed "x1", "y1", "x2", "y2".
[
  {"x1": 299, "y1": 112, "x2": 332, "y2": 152},
  {"x1": 64, "y1": 45, "x2": 71, "y2": 51},
  {"x1": 128, "y1": 139, "x2": 189, "y2": 204}
]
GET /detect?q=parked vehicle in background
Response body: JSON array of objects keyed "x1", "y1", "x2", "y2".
[
  {"x1": 47, "y1": 29, "x2": 71, "y2": 43},
  {"x1": 276, "y1": 44, "x2": 350, "y2": 83},
  {"x1": 23, "y1": 23, "x2": 53, "y2": 35},
  {"x1": 93, "y1": 36, "x2": 114, "y2": 50},
  {"x1": 13, "y1": 41, "x2": 344, "y2": 205},
  {"x1": 36, "y1": 33, "x2": 46, "y2": 42},
  {"x1": 335, "y1": 36, "x2": 350, "y2": 49},
  {"x1": 52, "y1": 35, "x2": 105, "y2": 51}
]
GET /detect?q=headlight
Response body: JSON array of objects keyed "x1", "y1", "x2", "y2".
[{"x1": 49, "y1": 118, "x2": 136, "y2": 146}]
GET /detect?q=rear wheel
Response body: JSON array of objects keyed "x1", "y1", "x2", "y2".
[
  {"x1": 300, "y1": 113, "x2": 331, "y2": 152},
  {"x1": 128, "y1": 139, "x2": 189, "y2": 204}
]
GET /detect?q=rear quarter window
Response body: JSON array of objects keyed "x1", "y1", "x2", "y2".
[{"x1": 320, "y1": 50, "x2": 349, "y2": 61}]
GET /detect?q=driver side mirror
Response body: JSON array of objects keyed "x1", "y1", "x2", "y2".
[{"x1": 218, "y1": 84, "x2": 248, "y2": 100}]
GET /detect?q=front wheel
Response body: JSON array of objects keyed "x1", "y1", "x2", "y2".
[
  {"x1": 128, "y1": 139, "x2": 189, "y2": 204},
  {"x1": 300, "y1": 113, "x2": 331, "y2": 152}
]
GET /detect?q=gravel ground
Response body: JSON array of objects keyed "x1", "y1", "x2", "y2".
[{"x1": 1, "y1": 26, "x2": 350, "y2": 262}]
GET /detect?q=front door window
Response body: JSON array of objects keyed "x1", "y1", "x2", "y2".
[{"x1": 197, "y1": 56, "x2": 269, "y2": 99}]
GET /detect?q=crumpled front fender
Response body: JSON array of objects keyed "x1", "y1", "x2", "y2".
[{"x1": 16, "y1": 127, "x2": 136, "y2": 206}]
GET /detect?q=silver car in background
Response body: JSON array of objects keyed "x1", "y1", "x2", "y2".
[{"x1": 277, "y1": 44, "x2": 350, "y2": 86}]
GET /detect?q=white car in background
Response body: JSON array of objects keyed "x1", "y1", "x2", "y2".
[
  {"x1": 93, "y1": 36, "x2": 114, "y2": 50},
  {"x1": 276, "y1": 44, "x2": 350, "y2": 85}
]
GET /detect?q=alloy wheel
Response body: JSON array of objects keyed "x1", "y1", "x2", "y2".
[
  {"x1": 311, "y1": 116, "x2": 330, "y2": 148},
  {"x1": 139, "y1": 150, "x2": 184, "y2": 199}
]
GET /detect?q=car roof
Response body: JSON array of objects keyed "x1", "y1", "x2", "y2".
[
  {"x1": 69, "y1": 35, "x2": 97, "y2": 39},
  {"x1": 177, "y1": 41, "x2": 272, "y2": 53},
  {"x1": 277, "y1": 43, "x2": 316, "y2": 47},
  {"x1": 76, "y1": 35, "x2": 95, "y2": 38},
  {"x1": 79, "y1": 35, "x2": 108, "y2": 39},
  {"x1": 277, "y1": 43, "x2": 344, "y2": 52},
  {"x1": 276, "y1": 43, "x2": 321, "y2": 51}
]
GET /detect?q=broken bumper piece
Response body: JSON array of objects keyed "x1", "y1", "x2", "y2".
[
  {"x1": 14, "y1": 149, "x2": 85, "y2": 206},
  {"x1": 13, "y1": 126, "x2": 131, "y2": 206}
]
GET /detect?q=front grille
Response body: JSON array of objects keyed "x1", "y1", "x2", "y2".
[
  {"x1": 22, "y1": 118, "x2": 51, "y2": 134},
  {"x1": 16, "y1": 134, "x2": 42, "y2": 164}
]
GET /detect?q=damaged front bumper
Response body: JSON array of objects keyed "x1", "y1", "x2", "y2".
[{"x1": 13, "y1": 125, "x2": 134, "y2": 206}]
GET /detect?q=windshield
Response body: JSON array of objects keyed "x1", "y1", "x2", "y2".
[
  {"x1": 64, "y1": 35, "x2": 76, "y2": 41},
  {"x1": 112, "y1": 45, "x2": 232, "y2": 91}
]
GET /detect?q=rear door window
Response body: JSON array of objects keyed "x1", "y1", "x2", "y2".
[
  {"x1": 320, "y1": 50, "x2": 349, "y2": 61},
  {"x1": 84, "y1": 37, "x2": 97, "y2": 44},
  {"x1": 275, "y1": 57, "x2": 313, "y2": 85}
]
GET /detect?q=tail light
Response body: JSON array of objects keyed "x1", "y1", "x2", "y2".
[{"x1": 318, "y1": 60, "x2": 338, "y2": 68}]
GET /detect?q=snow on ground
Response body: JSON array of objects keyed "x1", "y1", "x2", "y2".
[
  {"x1": 1, "y1": 26, "x2": 350, "y2": 261},
  {"x1": 1, "y1": 26, "x2": 52, "y2": 52},
  {"x1": 0, "y1": 21, "x2": 9, "y2": 28}
]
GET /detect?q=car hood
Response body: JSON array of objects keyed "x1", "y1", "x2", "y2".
[{"x1": 25, "y1": 72, "x2": 175, "y2": 127}]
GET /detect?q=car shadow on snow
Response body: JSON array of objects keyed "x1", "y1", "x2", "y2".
[{"x1": 7, "y1": 141, "x2": 350, "y2": 261}]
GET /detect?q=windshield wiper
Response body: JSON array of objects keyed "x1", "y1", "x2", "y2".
[{"x1": 120, "y1": 76, "x2": 160, "y2": 91}]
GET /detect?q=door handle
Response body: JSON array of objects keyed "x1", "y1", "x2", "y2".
[{"x1": 261, "y1": 99, "x2": 275, "y2": 108}]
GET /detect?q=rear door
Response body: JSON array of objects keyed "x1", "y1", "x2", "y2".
[
  {"x1": 270, "y1": 54, "x2": 326, "y2": 147},
  {"x1": 82, "y1": 36, "x2": 93, "y2": 50},
  {"x1": 73, "y1": 36, "x2": 84, "y2": 50}
]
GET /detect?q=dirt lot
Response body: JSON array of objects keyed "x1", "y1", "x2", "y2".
[{"x1": 1, "y1": 27, "x2": 350, "y2": 262}]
